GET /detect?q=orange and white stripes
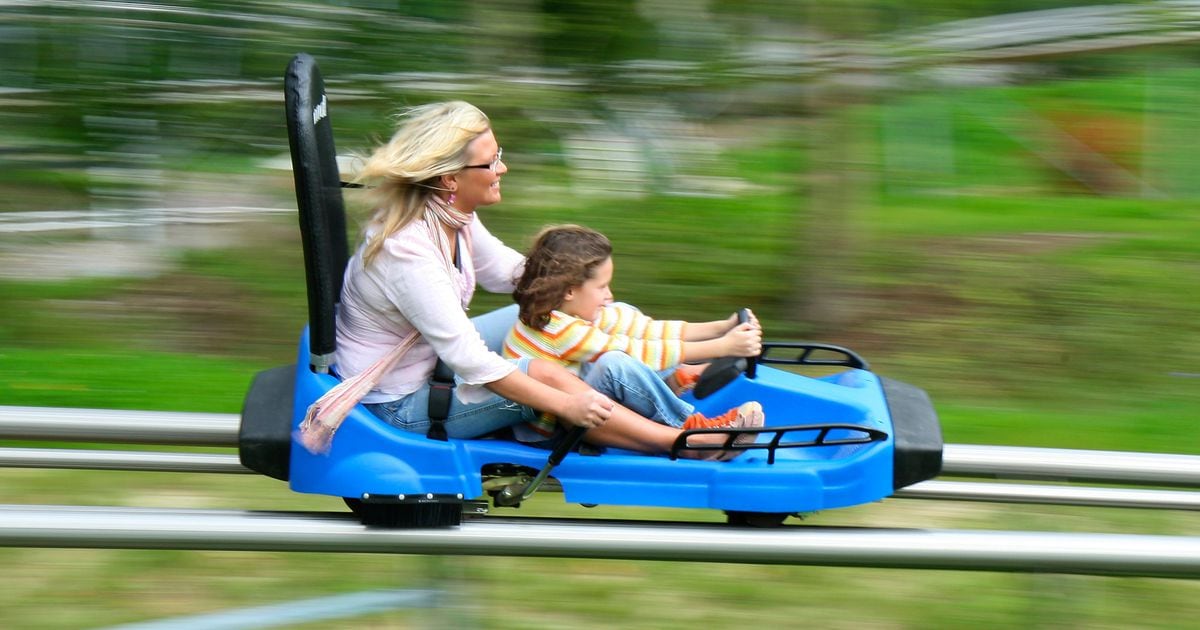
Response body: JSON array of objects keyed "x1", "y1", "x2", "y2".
[{"x1": 503, "y1": 303, "x2": 686, "y2": 373}]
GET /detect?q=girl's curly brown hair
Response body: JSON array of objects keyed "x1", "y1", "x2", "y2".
[{"x1": 513, "y1": 224, "x2": 612, "y2": 329}]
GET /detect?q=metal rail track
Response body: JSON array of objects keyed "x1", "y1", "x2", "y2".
[
  {"x1": 2, "y1": 406, "x2": 1198, "y2": 579},
  {"x1": 0, "y1": 504, "x2": 1197, "y2": 579},
  {"x1": 0, "y1": 406, "x2": 236, "y2": 446},
  {"x1": 5, "y1": 405, "x2": 1200, "y2": 483},
  {"x1": 2, "y1": 447, "x2": 1198, "y2": 511},
  {"x1": 3, "y1": 406, "x2": 1200, "y2": 512}
]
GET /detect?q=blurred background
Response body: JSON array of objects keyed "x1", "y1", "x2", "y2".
[{"x1": 2, "y1": 1, "x2": 1199, "y2": 627}]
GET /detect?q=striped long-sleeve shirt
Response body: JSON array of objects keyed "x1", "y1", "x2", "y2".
[{"x1": 502, "y1": 303, "x2": 687, "y2": 374}]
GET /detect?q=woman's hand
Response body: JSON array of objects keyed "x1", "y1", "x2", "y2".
[
  {"x1": 558, "y1": 389, "x2": 614, "y2": 430},
  {"x1": 487, "y1": 363, "x2": 614, "y2": 430},
  {"x1": 722, "y1": 322, "x2": 763, "y2": 358}
]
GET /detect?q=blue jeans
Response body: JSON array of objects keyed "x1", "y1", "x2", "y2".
[
  {"x1": 581, "y1": 352, "x2": 694, "y2": 428},
  {"x1": 364, "y1": 304, "x2": 694, "y2": 438},
  {"x1": 364, "y1": 305, "x2": 539, "y2": 439},
  {"x1": 362, "y1": 360, "x2": 537, "y2": 439}
]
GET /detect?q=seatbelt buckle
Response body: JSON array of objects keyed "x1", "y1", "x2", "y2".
[{"x1": 429, "y1": 381, "x2": 454, "y2": 416}]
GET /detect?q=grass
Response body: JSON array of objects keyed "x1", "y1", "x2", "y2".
[
  {"x1": 0, "y1": 348, "x2": 268, "y2": 413},
  {"x1": 2, "y1": 67, "x2": 1200, "y2": 627}
]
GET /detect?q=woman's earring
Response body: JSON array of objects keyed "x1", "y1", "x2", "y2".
[{"x1": 448, "y1": 192, "x2": 457, "y2": 204}]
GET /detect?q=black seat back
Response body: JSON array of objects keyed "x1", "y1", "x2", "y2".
[{"x1": 283, "y1": 53, "x2": 349, "y2": 372}]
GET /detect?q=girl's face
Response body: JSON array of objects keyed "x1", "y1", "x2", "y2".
[
  {"x1": 561, "y1": 256, "x2": 614, "y2": 321},
  {"x1": 449, "y1": 129, "x2": 506, "y2": 212}
]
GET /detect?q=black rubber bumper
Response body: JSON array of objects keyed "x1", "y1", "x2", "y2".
[
  {"x1": 238, "y1": 364, "x2": 296, "y2": 482},
  {"x1": 881, "y1": 376, "x2": 943, "y2": 489}
]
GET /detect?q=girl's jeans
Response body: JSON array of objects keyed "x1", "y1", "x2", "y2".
[{"x1": 580, "y1": 352, "x2": 693, "y2": 428}]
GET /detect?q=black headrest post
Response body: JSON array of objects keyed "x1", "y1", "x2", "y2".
[{"x1": 283, "y1": 53, "x2": 350, "y2": 373}]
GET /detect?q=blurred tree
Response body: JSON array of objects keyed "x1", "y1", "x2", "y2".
[
  {"x1": 539, "y1": 0, "x2": 659, "y2": 68},
  {"x1": 787, "y1": 1, "x2": 881, "y2": 332}
]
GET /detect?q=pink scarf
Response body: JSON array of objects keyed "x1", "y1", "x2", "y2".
[{"x1": 424, "y1": 197, "x2": 475, "y2": 308}]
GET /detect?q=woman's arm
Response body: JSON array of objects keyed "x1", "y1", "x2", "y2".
[
  {"x1": 381, "y1": 230, "x2": 515, "y2": 385},
  {"x1": 470, "y1": 219, "x2": 525, "y2": 292},
  {"x1": 485, "y1": 367, "x2": 612, "y2": 429}
]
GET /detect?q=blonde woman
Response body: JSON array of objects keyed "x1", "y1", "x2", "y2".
[{"x1": 335, "y1": 101, "x2": 754, "y2": 458}]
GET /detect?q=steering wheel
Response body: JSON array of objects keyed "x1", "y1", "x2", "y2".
[{"x1": 691, "y1": 308, "x2": 758, "y2": 400}]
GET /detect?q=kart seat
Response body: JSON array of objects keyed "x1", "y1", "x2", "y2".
[{"x1": 284, "y1": 53, "x2": 348, "y2": 374}]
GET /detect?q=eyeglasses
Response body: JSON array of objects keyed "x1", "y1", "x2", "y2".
[{"x1": 463, "y1": 148, "x2": 503, "y2": 173}]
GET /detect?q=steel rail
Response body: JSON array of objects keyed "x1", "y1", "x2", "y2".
[
  {"x1": 4, "y1": 406, "x2": 1200, "y2": 486},
  {"x1": 944, "y1": 444, "x2": 1200, "y2": 487},
  {"x1": 0, "y1": 447, "x2": 248, "y2": 474},
  {"x1": 0, "y1": 504, "x2": 1197, "y2": 579},
  {"x1": 0, "y1": 405, "x2": 236, "y2": 446},
  {"x1": 893, "y1": 480, "x2": 1200, "y2": 511},
  {"x1": 3, "y1": 447, "x2": 1199, "y2": 512}
]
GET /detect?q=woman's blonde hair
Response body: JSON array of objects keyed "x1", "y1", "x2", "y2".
[
  {"x1": 354, "y1": 101, "x2": 490, "y2": 265},
  {"x1": 513, "y1": 224, "x2": 613, "y2": 329}
]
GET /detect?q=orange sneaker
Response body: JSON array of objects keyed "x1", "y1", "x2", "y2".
[
  {"x1": 682, "y1": 401, "x2": 765, "y2": 449},
  {"x1": 671, "y1": 368, "x2": 701, "y2": 395},
  {"x1": 683, "y1": 406, "x2": 736, "y2": 431}
]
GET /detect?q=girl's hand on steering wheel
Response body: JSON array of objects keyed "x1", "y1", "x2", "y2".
[
  {"x1": 743, "y1": 308, "x2": 761, "y2": 331},
  {"x1": 728, "y1": 309, "x2": 761, "y2": 332},
  {"x1": 723, "y1": 323, "x2": 762, "y2": 358}
]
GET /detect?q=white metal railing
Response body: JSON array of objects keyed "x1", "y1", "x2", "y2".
[
  {"x1": 0, "y1": 504, "x2": 1197, "y2": 579},
  {"x1": 0, "y1": 405, "x2": 237, "y2": 445},
  {"x1": 2, "y1": 406, "x2": 1200, "y2": 577},
  {"x1": 2, "y1": 443, "x2": 1196, "y2": 511},
  {"x1": 4, "y1": 406, "x2": 1199, "y2": 486}
]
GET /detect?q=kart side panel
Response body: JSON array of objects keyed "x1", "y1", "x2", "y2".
[{"x1": 286, "y1": 327, "x2": 904, "y2": 513}]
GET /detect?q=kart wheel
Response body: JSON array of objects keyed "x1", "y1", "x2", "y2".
[{"x1": 725, "y1": 510, "x2": 790, "y2": 528}]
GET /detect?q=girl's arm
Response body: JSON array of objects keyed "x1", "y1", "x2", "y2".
[
  {"x1": 561, "y1": 316, "x2": 758, "y2": 367},
  {"x1": 550, "y1": 316, "x2": 683, "y2": 370},
  {"x1": 681, "y1": 313, "x2": 737, "y2": 341},
  {"x1": 585, "y1": 305, "x2": 760, "y2": 366},
  {"x1": 680, "y1": 322, "x2": 760, "y2": 363},
  {"x1": 682, "y1": 309, "x2": 760, "y2": 341}
]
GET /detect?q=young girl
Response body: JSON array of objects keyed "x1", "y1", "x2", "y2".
[{"x1": 503, "y1": 224, "x2": 765, "y2": 441}]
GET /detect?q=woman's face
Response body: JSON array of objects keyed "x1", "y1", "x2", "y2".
[
  {"x1": 450, "y1": 129, "x2": 506, "y2": 212},
  {"x1": 561, "y1": 257, "x2": 614, "y2": 322}
]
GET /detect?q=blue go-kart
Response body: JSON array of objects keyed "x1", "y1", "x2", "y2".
[{"x1": 237, "y1": 54, "x2": 943, "y2": 528}]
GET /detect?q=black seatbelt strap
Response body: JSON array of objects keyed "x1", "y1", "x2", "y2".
[
  {"x1": 426, "y1": 359, "x2": 453, "y2": 441},
  {"x1": 426, "y1": 233, "x2": 462, "y2": 442}
]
